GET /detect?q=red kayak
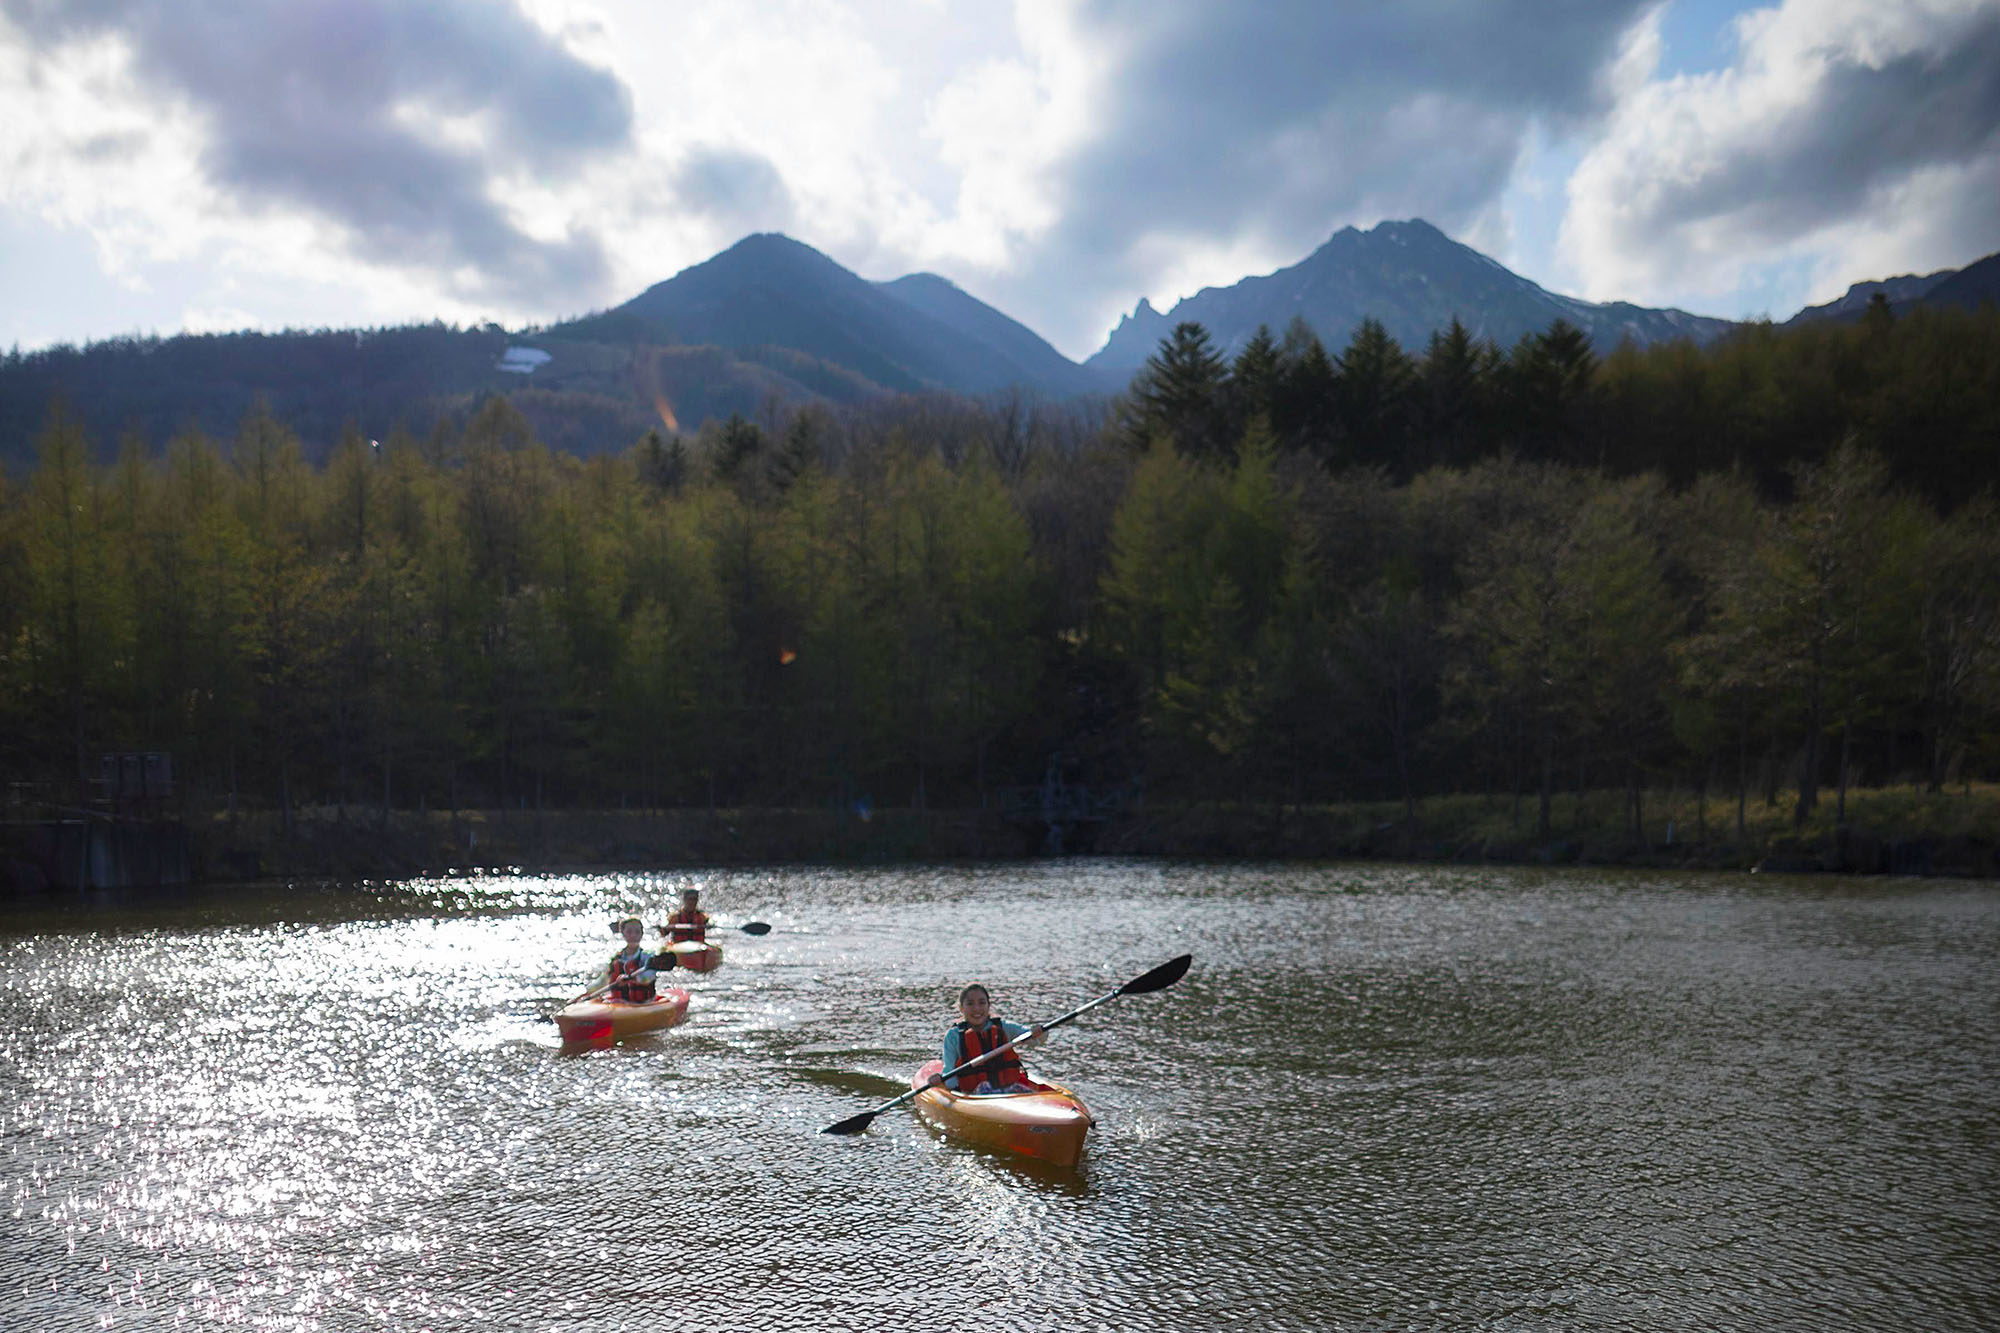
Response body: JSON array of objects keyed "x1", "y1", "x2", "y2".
[{"x1": 554, "y1": 987, "x2": 691, "y2": 1045}]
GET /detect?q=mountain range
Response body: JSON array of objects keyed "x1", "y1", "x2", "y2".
[
  {"x1": 1785, "y1": 251, "x2": 2000, "y2": 323},
  {"x1": 559, "y1": 234, "x2": 1099, "y2": 400},
  {"x1": 2, "y1": 221, "x2": 1993, "y2": 467},
  {"x1": 1085, "y1": 218, "x2": 1741, "y2": 378}
]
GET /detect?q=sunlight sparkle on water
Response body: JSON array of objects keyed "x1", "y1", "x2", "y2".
[{"x1": 2, "y1": 865, "x2": 1996, "y2": 1330}]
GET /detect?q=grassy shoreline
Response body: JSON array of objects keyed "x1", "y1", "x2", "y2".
[{"x1": 167, "y1": 782, "x2": 2000, "y2": 882}]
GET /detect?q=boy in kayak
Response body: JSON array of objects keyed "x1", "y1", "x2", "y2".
[
  {"x1": 605, "y1": 916, "x2": 675, "y2": 1002},
  {"x1": 662, "y1": 888, "x2": 710, "y2": 943},
  {"x1": 928, "y1": 983, "x2": 1046, "y2": 1095}
]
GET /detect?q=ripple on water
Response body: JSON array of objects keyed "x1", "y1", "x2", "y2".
[{"x1": 2, "y1": 864, "x2": 1997, "y2": 1330}]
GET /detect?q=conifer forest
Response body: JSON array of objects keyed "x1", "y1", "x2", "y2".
[{"x1": 3, "y1": 302, "x2": 1997, "y2": 843}]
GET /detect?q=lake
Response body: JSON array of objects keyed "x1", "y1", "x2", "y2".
[{"x1": 3, "y1": 862, "x2": 1996, "y2": 1331}]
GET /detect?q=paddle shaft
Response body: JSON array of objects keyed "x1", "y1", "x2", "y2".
[{"x1": 656, "y1": 921, "x2": 768, "y2": 942}]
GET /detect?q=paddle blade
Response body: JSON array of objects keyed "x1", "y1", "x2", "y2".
[
  {"x1": 739, "y1": 921, "x2": 772, "y2": 936},
  {"x1": 821, "y1": 1110, "x2": 877, "y2": 1136},
  {"x1": 1118, "y1": 953, "x2": 1193, "y2": 996}
]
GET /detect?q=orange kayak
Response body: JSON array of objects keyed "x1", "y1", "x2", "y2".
[
  {"x1": 910, "y1": 1059, "x2": 1094, "y2": 1167},
  {"x1": 554, "y1": 987, "x2": 691, "y2": 1045},
  {"x1": 663, "y1": 939, "x2": 723, "y2": 973}
]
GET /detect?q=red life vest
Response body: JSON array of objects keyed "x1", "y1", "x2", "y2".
[
  {"x1": 953, "y1": 1019, "x2": 1029, "y2": 1090},
  {"x1": 606, "y1": 950, "x2": 655, "y2": 1003},
  {"x1": 665, "y1": 909, "x2": 709, "y2": 943}
]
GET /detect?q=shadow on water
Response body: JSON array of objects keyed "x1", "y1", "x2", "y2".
[
  {"x1": 937, "y1": 1143, "x2": 1096, "y2": 1199},
  {"x1": 794, "y1": 1064, "x2": 910, "y2": 1098}
]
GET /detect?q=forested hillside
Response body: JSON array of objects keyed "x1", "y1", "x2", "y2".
[
  {"x1": 2, "y1": 301, "x2": 1995, "y2": 841},
  {"x1": 0, "y1": 235, "x2": 1100, "y2": 475},
  {"x1": 0, "y1": 322, "x2": 823, "y2": 473}
]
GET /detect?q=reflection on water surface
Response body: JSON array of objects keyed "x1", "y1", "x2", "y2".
[{"x1": 3, "y1": 863, "x2": 1997, "y2": 1330}]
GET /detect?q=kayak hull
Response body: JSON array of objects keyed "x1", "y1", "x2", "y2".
[
  {"x1": 554, "y1": 987, "x2": 691, "y2": 1045},
  {"x1": 664, "y1": 939, "x2": 723, "y2": 973},
  {"x1": 910, "y1": 1059, "x2": 1093, "y2": 1168}
]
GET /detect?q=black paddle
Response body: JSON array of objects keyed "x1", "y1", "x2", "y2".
[
  {"x1": 820, "y1": 953, "x2": 1193, "y2": 1136},
  {"x1": 654, "y1": 920, "x2": 773, "y2": 938}
]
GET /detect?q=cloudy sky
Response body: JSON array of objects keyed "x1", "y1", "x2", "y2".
[{"x1": 3, "y1": 0, "x2": 1996, "y2": 360}]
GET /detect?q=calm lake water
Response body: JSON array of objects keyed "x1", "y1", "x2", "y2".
[{"x1": 3, "y1": 862, "x2": 1997, "y2": 1332}]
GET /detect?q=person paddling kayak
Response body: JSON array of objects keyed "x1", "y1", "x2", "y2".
[
  {"x1": 662, "y1": 889, "x2": 710, "y2": 943},
  {"x1": 927, "y1": 983, "x2": 1047, "y2": 1094},
  {"x1": 605, "y1": 916, "x2": 676, "y2": 1002}
]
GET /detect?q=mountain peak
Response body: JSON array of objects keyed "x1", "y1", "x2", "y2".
[
  {"x1": 1087, "y1": 217, "x2": 1735, "y2": 375},
  {"x1": 885, "y1": 271, "x2": 964, "y2": 297},
  {"x1": 720, "y1": 231, "x2": 815, "y2": 256},
  {"x1": 1107, "y1": 296, "x2": 1169, "y2": 345},
  {"x1": 700, "y1": 231, "x2": 850, "y2": 279},
  {"x1": 565, "y1": 230, "x2": 1095, "y2": 402}
]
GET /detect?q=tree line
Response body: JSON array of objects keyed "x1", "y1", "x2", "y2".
[
  {"x1": 1122, "y1": 300, "x2": 2000, "y2": 506},
  {"x1": 1, "y1": 301, "x2": 1996, "y2": 839}
]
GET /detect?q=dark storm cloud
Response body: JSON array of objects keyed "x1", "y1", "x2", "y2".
[
  {"x1": 1009, "y1": 0, "x2": 1655, "y2": 350},
  {"x1": 1645, "y1": 11, "x2": 2000, "y2": 246},
  {"x1": 672, "y1": 147, "x2": 797, "y2": 235},
  {"x1": 3, "y1": 0, "x2": 633, "y2": 306}
]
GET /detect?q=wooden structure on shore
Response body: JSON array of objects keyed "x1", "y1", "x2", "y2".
[
  {"x1": 1001, "y1": 755, "x2": 1135, "y2": 854},
  {"x1": 1, "y1": 752, "x2": 190, "y2": 892}
]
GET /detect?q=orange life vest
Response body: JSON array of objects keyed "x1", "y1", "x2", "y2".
[
  {"x1": 606, "y1": 950, "x2": 656, "y2": 1003},
  {"x1": 953, "y1": 1019, "x2": 1029, "y2": 1091},
  {"x1": 665, "y1": 909, "x2": 709, "y2": 943}
]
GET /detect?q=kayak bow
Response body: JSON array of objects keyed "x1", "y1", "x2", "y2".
[{"x1": 909, "y1": 1059, "x2": 1094, "y2": 1167}]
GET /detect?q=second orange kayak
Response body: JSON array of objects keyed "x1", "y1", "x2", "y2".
[
  {"x1": 663, "y1": 939, "x2": 723, "y2": 973},
  {"x1": 554, "y1": 987, "x2": 691, "y2": 1045}
]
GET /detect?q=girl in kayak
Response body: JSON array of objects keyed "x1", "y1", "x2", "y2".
[
  {"x1": 929, "y1": 983, "x2": 1046, "y2": 1094},
  {"x1": 662, "y1": 888, "x2": 710, "y2": 943},
  {"x1": 605, "y1": 916, "x2": 675, "y2": 1002}
]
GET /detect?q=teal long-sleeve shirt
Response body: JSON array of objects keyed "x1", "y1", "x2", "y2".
[{"x1": 941, "y1": 1020, "x2": 1030, "y2": 1090}]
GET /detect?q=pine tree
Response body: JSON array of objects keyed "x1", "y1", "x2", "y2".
[
  {"x1": 634, "y1": 428, "x2": 687, "y2": 495},
  {"x1": 1275, "y1": 316, "x2": 1338, "y2": 460},
  {"x1": 1505, "y1": 319, "x2": 1600, "y2": 466},
  {"x1": 1335, "y1": 317, "x2": 1417, "y2": 475},
  {"x1": 1415, "y1": 317, "x2": 1492, "y2": 472},
  {"x1": 711, "y1": 413, "x2": 768, "y2": 486},
  {"x1": 1122, "y1": 322, "x2": 1232, "y2": 461},
  {"x1": 1229, "y1": 325, "x2": 1282, "y2": 441},
  {"x1": 767, "y1": 409, "x2": 825, "y2": 495}
]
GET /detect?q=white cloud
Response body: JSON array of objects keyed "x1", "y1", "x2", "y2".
[
  {"x1": 0, "y1": 0, "x2": 631, "y2": 337},
  {"x1": 982, "y1": 0, "x2": 1655, "y2": 355},
  {"x1": 1599, "y1": 2, "x2": 1667, "y2": 104},
  {"x1": 0, "y1": 26, "x2": 210, "y2": 272},
  {"x1": 917, "y1": 2, "x2": 1103, "y2": 271},
  {"x1": 180, "y1": 305, "x2": 264, "y2": 335},
  {"x1": 1561, "y1": 0, "x2": 2000, "y2": 314},
  {"x1": 6, "y1": 0, "x2": 1988, "y2": 361}
]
